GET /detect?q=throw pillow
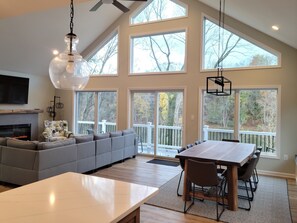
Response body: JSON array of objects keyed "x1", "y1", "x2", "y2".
[
  {"x1": 110, "y1": 131, "x2": 123, "y2": 137},
  {"x1": 94, "y1": 133, "x2": 110, "y2": 140},
  {"x1": 122, "y1": 128, "x2": 135, "y2": 135},
  {"x1": 74, "y1": 134, "x2": 94, "y2": 144}
]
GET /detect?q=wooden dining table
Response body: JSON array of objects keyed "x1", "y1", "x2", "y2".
[{"x1": 176, "y1": 140, "x2": 255, "y2": 211}]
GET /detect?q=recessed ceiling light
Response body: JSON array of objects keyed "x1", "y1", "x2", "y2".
[
  {"x1": 272, "y1": 25, "x2": 279, "y2": 31},
  {"x1": 52, "y1": 49, "x2": 59, "y2": 55}
]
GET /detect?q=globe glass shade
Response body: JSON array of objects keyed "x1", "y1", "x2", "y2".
[{"x1": 49, "y1": 35, "x2": 90, "y2": 90}]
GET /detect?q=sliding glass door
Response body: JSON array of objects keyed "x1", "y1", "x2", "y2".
[
  {"x1": 75, "y1": 91, "x2": 117, "y2": 134},
  {"x1": 131, "y1": 90, "x2": 184, "y2": 158}
]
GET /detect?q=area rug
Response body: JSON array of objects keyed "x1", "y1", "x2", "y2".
[
  {"x1": 146, "y1": 174, "x2": 292, "y2": 223},
  {"x1": 146, "y1": 159, "x2": 180, "y2": 167}
]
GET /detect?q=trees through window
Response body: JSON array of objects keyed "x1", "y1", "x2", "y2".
[
  {"x1": 131, "y1": 30, "x2": 186, "y2": 74},
  {"x1": 131, "y1": 0, "x2": 187, "y2": 25},
  {"x1": 75, "y1": 91, "x2": 117, "y2": 134},
  {"x1": 203, "y1": 17, "x2": 280, "y2": 70},
  {"x1": 202, "y1": 88, "x2": 279, "y2": 156},
  {"x1": 88, "y1": 32, "x2": 118, "y2": 75}
]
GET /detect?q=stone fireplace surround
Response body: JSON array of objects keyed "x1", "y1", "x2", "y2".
[{"x1": 0, "y1": 109, "x2": 43, "y2": 140}]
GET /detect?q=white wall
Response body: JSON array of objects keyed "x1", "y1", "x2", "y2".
[{"x1": 60, "y1": 0, "x2": 297, "y2": 176}]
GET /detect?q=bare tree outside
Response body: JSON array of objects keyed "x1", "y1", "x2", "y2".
[
  {"x1": 88, "y1": 33, "x2": 118, "y2": 75},
  {"x1": 203, "y1": 17, "x2": 278, "y2": 69},
  {"x1": 131, "y1": 0, "x2": 186, "y2": 25}
]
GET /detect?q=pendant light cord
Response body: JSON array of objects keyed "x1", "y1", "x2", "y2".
[
  {"x1": 69, "y1": 0, "x2": 74, "y2": 55},
  {"x1": 218, "y1": 0, "x2": 225, "y2": 77}
]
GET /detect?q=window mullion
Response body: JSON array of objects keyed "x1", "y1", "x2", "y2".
[
  {"x1": 94, "y1": 93, "x2": 99, "y2": 133},
  {"x1": 234, "y1": 90, "x2": 240, "y2": 140}
]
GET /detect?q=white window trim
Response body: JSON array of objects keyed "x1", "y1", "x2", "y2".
[
  {"x1": 86, "y1": 27, "x2": 120, "y2": 76},
  {"x1": 198, "y1": 85, "x2": 281, "y2": 159},
  {"x1": 200, "y1": 14, "x2": 282, "y2": 72},
  {"x1": 129, "y1": 0, "x2": 188, "y2": 26},
  {"x1": 129, "y1": 28, "x2": 188, "y2": 75}
]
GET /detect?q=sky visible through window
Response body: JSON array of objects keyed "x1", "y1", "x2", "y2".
[
  {"x1": 131, "y1": 0, "x2": 187, "y2": 25},
  {"x1": 203, "y1": 17, "x2": 279, "y2": 69}
]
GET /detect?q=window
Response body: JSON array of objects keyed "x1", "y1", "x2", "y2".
[
  {"x1": 131, "y1": 30, "x2": 186, "y2": 74},
  {"x1": 75, "y1": 91, "x2": 117, "y2": 134},
  {"x1": 88, "y1": 32, "x2": 118, "y2": 75},
  {"x1": 131, "y1": 0, "x2": 187, "y2": 25},
  {"x1": 202, "y1": 17, "x2": 280, "y2": 70},
  {"x1": 131, "y1": 90, "x2": 184, "y2": 158},
  {"x1": 202, "y1": 88, "x2": 279, "y2": 157}
]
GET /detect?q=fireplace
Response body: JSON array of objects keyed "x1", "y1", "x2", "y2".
[{"x1": 0, "y1": 124, "x2": 31, "y2": 140}]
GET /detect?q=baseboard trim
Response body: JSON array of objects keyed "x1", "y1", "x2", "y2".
[{"x1": 258, "y1": 169, "x2": 295, "y2": 179}]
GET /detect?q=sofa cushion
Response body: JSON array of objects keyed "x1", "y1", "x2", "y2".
[
  {"x1": 94, "y1": 133, "x2": 110, "y2": 140},
  {"x1": 74, "y1": 134, "x2": 94, "y2": 144},
  {"x1": 38, "y1": 138, "x2": 75, "y2": 150},
  {"x1": 110, "y1": 131, "x2": 123, "y2": 137},
  {"x1": 7, "y1": 138, "x2": 39, "y2": 150},
  {"x1": 123, "y1": 128, "x2": 135, "y2": 135},
  {"x1": 0, "y1": 137, "x2": 7, "y2": 146}
]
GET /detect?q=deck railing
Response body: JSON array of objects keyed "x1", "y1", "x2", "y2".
[
  {"x1": 76, "y1": 121, "x2": 276, "y2": 154},
  {"x1": 77, "y1": 120, "x2": 116, "y2": 134},
  {"x1": 203, "y1": 125, "x2": 276, "y2": 153}
]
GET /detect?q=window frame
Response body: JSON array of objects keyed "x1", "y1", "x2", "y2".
[
  {"x1": 201, "y1": 14, "x2": 282, "y2": 72},
  {"x1": 129, "y1": 28, "x2": 188, "y2": 75},
  {"x1": 74, "y1": 89, "x2": 119, "y2": 134},
  {"x1": 86, "y1": 28, "x2": 119, "y2": 77},
  {"x1": 198, "y1": 85, "x2": 281, "y2": 159},
  {"x1": 129, "y1": 0, "x2": 188, "y2": 26}
]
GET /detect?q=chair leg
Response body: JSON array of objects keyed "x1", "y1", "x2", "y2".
[
  {"x1": 177, "y1": 170, "x2": 184, "y2": 196},
  {"x1": 238, "y1": 181, "x2": 252, "y2": 211},
  {"x1": 184, "y1": 183, "x2": 194, "y2": 213}
]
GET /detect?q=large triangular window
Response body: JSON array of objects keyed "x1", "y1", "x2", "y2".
[
  {"x1": 202, "y1": 17, "x2": 280, "y2": 70},
  {"x1": 88, "y1": 31, "x2": 118, "y2": 75},
  {"x1": 131, "y1": 0, "x2": 187, "y2": 25}
]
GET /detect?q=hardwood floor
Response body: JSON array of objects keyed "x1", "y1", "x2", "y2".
[
  {"x1": 92, "y1": 156, "x2": 217, "y2": 223},
  {"x1": 0, "y1": 155, "x2": 296, "y2": 223}
]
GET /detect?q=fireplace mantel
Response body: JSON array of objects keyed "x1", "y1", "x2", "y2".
[{"x1": 0, "y1": 109, "x2": 43, "y2": 115}]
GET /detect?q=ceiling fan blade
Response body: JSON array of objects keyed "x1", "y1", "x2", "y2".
[
  {"x1": 113, "y1": 0, "x2": 130, "y2": 13},
  {"x1": 90, "y1": 1, "x2": 103, "y2": 11}
]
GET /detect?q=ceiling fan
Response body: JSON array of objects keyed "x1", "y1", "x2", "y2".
[{"x1": 90, "y1": 0, "x2": 147, "y2": 13}]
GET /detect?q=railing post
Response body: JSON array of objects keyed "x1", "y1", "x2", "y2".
[
  {"x1": 203, "y1": 125, "x2": 209, "y2": 141},
  {"x1": 102, "y1": 119, "x2": 107, "y2": 133},
  {"x1": 147, "y1": 122, "x2": 152, "y2": 150}
]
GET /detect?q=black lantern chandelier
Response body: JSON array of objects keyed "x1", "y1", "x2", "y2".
[{"x1": 206, "y1": 0, "x2": 232, "y2": 96}]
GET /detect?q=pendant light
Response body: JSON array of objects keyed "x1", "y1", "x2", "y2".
[
  {"x1": 206, "y1": 0, "x2": 232, "y2": 96},
  {"x1": 49, "y1": 0, "x2": 90, "y2": 90}
]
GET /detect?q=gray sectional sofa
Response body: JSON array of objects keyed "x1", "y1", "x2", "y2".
[{"x1": 0, "y1": 129, "x2": 137, "y2": 185}]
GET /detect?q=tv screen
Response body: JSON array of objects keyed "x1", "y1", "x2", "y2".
[{"x1": 0, "y1": 74, "x2": 29, "y2": 104}]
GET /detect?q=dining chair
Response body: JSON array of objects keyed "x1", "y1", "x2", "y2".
[
  {"x1": 236, "y1": 155, "x2": 258, "y2": 211},
  {"x1": 252, "y1": 147, "x2": 262, "y2": 191},
  {"x1": 176, "y1": 147, "x2": 186, "y2": 196},
  {"x1": 184, "y1": 159, "x2": 226, "y2": 221}
]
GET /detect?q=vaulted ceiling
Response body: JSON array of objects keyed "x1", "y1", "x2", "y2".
[{"x1": 0, "y1": 0, "x2": 296, "y2": 77}]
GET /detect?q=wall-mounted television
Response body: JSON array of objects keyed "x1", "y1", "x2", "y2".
[{"x1": 0, "y1": 74, "x2": 29, "y2": 104}]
